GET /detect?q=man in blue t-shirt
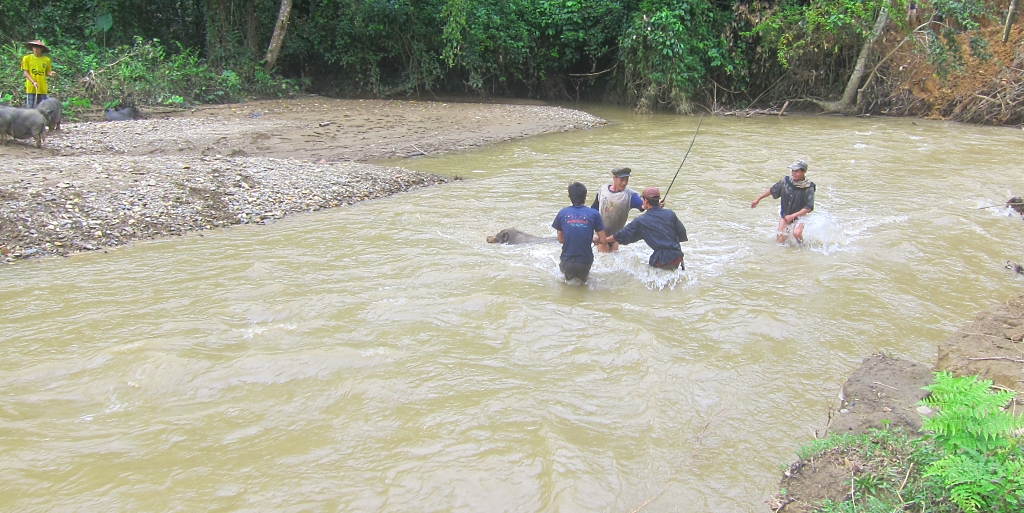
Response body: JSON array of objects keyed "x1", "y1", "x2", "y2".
[
  {"x1": 751, "y1": 159, "x2": 816, "y2": 243},
  {"x1": 552, "y1": 182, "x2": 607, "y2": 283}
]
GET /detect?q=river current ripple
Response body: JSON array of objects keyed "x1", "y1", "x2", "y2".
[{"x1": 2, "y1": 108, "x2": 1023, "y2": 512}]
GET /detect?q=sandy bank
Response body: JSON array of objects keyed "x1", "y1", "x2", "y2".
[{"x1": 0, "y1": 97, "x2": 606, "y2": 261}]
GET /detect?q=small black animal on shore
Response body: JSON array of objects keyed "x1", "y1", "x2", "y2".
[
  {"x1": 0, "y1": 105, "x2": 46, "y2": 147},
  {"x1": 36, "y1": 98, "x2": 62, "y2": 131},
  {"x1": 104, "y1": 106, "x2": 144, "y2": 121}
]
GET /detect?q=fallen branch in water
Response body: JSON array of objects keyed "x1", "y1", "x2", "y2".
[
  {"x1": 628, "y1": 489, "x2": 667, "y2": 513},
  {"x1": 967, "y1": 356, "x2": 1024, "y2": 364},
  {"x1": 694, "y1": 408, "x2": 727, "y2": 445},
  {"x1": 717, "y1": 107, "x2": 788, "y2": 117}
]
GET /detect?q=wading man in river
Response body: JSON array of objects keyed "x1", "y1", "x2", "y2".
[
  {"x1": 553, "y1": 182, "x2": 607, "y2": 284},
  {"x1": 591, "y1": 167, "x2": 644, "y2": 253},
  {"x1": 606, "y1": 187, "x2": 688, "y2": 270},
  {"x1": 750, "y1": 159, "x2": 816, "y2": 244}
]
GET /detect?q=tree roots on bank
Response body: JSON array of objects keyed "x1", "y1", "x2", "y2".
[
  {"x1": 939, "y1": 46, "x2": 1024, "y2": 125},
  {"x1": 856, "y1": 23, "x2": 1024, "y2": 124},
  {"x1": 741, "y1": 18, "x2": 1024, "y2": 126}
]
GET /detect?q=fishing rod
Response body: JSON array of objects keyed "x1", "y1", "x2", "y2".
[
  {"x1": 663, "y1": 113, "x2": 704, "y2": 201},
  {"x1": 979, "y1": 200, "x2": 1024, "y2": 210}
]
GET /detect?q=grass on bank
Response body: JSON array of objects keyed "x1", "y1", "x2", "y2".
[
  {"x1": 784, "y1": 372, "x2": 1024, "y2": 513},
  {"x1": 0, "y1": 37, "x2": 302, "y2": 119}
]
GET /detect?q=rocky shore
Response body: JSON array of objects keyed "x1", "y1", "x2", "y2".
[
  {"x1": 0, "y1": 155, "x2": 451, "y2": 259},
  {"x1": 0, "y1": 97, "x2": 607, "y2": 262}
]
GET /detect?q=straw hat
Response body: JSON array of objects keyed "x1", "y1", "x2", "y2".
[{"x1": 25, "y1": 40, "x2": 50, "y2": 53}]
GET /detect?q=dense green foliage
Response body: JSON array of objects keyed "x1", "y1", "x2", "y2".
[
  {"x1": 290, "y1": 0, "x2": 740, "y2": 108},
  {"x1": 750, "y1": 0, "x2": 886, "y2": 69},
  {"x1": 0, "y1": 0, "x2": 1007, "y2": 113},
  {"x1": 920, "y1": 372, "x2": 1024, "y2": 513},
  {"x1": 0, "y1": 0, "x2": 742, "y2": 110},
  {"x1": 747, "y1": 0, "x2": 1000, "y2": 104},
  {"x1": 621, "y1": 0, "x2": 738, "y2": 112},
  {"x1": 746, "y1": 0, "x2": 908, "y2": 102},
  {"x1": 0, "y1": 37, "x2": 299, "y2": 110},
  {"x1": 788, "y1": 372, "x2": 1024, "y2": 513}
]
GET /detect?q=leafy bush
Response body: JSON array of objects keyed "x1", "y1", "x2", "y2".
[
  {"x1": 620, "y1": 0, "x2": 738, "y2": 113},
  {"x1": 920, "y1": 372, "x2": 1024, "y2": 513},
  {"x1": 299, "y1": 0, "x2": 629, "y2": 100},
  {"x1": 60, "y1": 97, "x2": 92, "y2": 121},
  {"x1": 0, "y1": 38, "x2": 299, "y2": 109},
  {"x1": 784, "y1": 372, "x2": 1023, "y2": 513}
]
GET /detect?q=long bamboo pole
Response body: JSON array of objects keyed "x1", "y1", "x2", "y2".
[{"x1": 663, "y1": 113, "x2": 704, "y2": 201}]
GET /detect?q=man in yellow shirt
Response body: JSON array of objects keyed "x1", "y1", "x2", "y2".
[{"x1": 22, "y1": 40, "x2": 56, "y2": 108}]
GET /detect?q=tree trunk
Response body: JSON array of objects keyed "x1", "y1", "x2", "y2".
[
  {"x1": 263, "y1": 0, "x2": 294, "y2": 72},
  {"x1": 838, "y1": 8, "x2": 890, "y2": 110},
  {"x1": 206, "y1": 0, "x2": 233, "y2": 67},
  {"x1": 1004, "y1": 0, "x2": 1020, "y2": 43},
  {"x1": 247, "y1": 1, "x2": 258, "y2": 55}
]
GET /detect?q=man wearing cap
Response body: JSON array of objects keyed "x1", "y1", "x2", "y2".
[
  {"x1": 22, "y1": 40, "x2": 56, "y2": 108},
  {"x1": 553, "y1": 182, "x2": 607, "y2": 283},
  {"x1": 591, "y1": 167, "x2": 644, "y2": 252},
  {"x1": 606, "y1": 187, "x2": 688, "y2": 270},
  {"x1": 751, "y1": 159, "x2": 816, "y2": 243}
]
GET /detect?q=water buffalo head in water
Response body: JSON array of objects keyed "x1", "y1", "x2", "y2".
[
  {"x1": 1007, "y1": 197, "x2": 1024, "y2": 215},
  {"x1": 486, "y1": 228, "x2": 556, "y2": 244}
]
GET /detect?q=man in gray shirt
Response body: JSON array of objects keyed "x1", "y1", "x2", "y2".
[{"x1": 591, "y1": 167, "x2": 643, "y2": 252}]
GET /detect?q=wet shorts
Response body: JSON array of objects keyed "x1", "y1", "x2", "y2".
[
  {"x1": 559, "y1": 260, "x2": 592, "y2": 283},
  {"x1": 780, "y1": 215, "x2": 806, "y2": 227},
  {"x1": 653, "y1": 256, "x2": 683, "y2": 271}
]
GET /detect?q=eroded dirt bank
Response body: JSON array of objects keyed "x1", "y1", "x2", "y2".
[
  {"x1": 773, "y1": 295, "x2": 1024, "y2": 512},
  {"x1": 0, "y1": 96, "x2": 606, "y2": 261}
]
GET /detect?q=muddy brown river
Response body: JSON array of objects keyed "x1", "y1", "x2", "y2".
[{"x1": 2, "y1": 107, "x2": 1023, "y2": 512}]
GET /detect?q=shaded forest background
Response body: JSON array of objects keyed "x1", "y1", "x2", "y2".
[{"x1": 1, "y1": 0, "x2": 1023, "y2": 123}]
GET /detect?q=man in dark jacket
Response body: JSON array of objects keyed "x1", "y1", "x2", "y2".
[
  {"x1": 606, "y1": 187, "x2": 688, "y2": 270},
  {"x1": 751, "y1": 159, "x2": 815, "y2": 243}
]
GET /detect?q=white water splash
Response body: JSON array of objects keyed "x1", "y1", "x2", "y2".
[
  {"x1": 800, "y1": 211, "x2": 853, "y2": 255},
  {"x1": 764, "y1": 207, "x2": 903, "y2": 255},
  {"x1": 976, "y1": 202, "x2": 1022, "y2": 219},
  {"x1": 526, "y1": 242, "x2": 693, "y2": 290}
]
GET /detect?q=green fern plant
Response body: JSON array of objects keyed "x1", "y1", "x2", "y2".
[{"x1": 919, "y1": 371, "x2": 1024, "y2": 513}]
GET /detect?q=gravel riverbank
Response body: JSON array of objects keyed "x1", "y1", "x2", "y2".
[
  {"x1": 0, "y1": 155, "x2": 451, "y2": 259},
  {"x1": 1, "y1": 98, "x2": 606, "y2": 262}
]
